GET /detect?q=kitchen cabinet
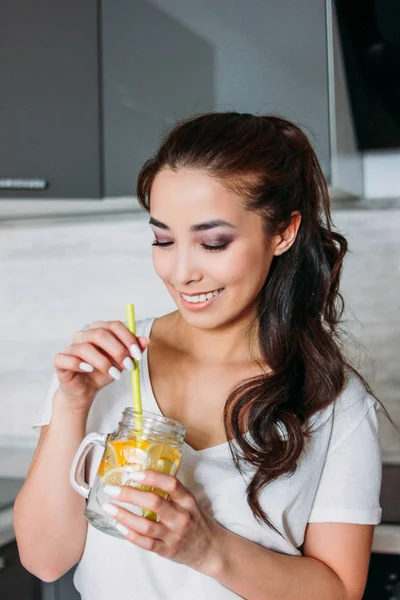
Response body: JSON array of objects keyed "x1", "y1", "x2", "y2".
[
  {"x1": 0, "y1": 540, "x2": 80, "y2": 600},
  {"x1": 41, "y1": 566, "x2": 80, "y2": 600},
  {"x1": 1, "y1": 0, "x2": 362, "y2": 205},
  {"x1": 364, "y1": 552, "x2": 400, "y2": 599},
  {"x1": 0, "y1": 540, "x2": 41, "y2": 599},
  {"x1": 0, "y1": 0, "x2": 101, "y2": 199}
]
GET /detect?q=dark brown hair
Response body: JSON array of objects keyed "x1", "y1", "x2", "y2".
[{"x1": 136, "y1": 112, "x2": 378, "y2": 531}]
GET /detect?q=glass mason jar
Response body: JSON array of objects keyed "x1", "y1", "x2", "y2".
[{"x1": 70, "y1": 408, "x2": 186, "y2": 539}]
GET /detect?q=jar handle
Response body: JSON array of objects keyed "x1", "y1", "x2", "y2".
[{"x1": 70, "y1": 432, "x2": 107, "y2": 499}]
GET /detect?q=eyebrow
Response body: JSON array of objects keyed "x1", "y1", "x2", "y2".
[{"x1": 149, "y1": 216, "x2": 237, "y2": 232}]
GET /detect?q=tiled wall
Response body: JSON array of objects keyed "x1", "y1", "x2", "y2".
[
  {"x1": 333, "y1": 209, "x2": 400, "y2": 462},
  {"x1": 1, "y1": 209, "x2": 399, "y2": 460}
]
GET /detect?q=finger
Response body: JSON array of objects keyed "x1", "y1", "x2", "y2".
[
  {"x1": 62, "y1": 342, "x2": 124, "y2": 381},
  {"x1": 105, "y1": 481, "x2": 193, "y2": 528},
  {"x1": 137, "y1": 335, "x2": 150, "y2": 351},
  {"x1": 130, "y1": 471, "x2": 193, "y2": 509},
  {"x1": 105, "y1": 485, "x2": 180, "y2": 524},
  {"x1": 84, "y1": 320, "x2": 147, "y2": 359},
  {"x1": 53, "y1": 352, "x2": 95, "y2": 374},
  {"x1": 112, "y1": 524, "x2": 163, "y2": 553},
  {"x1": 101, "y1": 502, "x2": 167, "y2": 540},
  {"x1": 72, "y1": 328, "x2": 137, "y2": 373}
]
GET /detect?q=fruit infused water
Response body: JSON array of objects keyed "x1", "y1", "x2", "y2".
[
  {"x1": 71, "y1": 408, "x2": 186, "y2": 538},
  {"x1": 97, "y1": 438, "x2": 181, "y2": 520}
]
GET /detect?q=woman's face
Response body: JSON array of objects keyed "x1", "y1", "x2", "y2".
[{"x1": 149, "y1": 168, "x2": 278, "y2": 330}]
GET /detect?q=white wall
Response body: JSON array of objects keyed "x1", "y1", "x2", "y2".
[
  {"x1": 363, "y1": 151, "x2": 400, "y2": 199},
  {"x1": 333, "y1": 210, "x2": 400, "y2": 461},
  {"x1": 1, "y1": 209, "x2": 399, "y2": 461},
  {"x1": 0, "y1": 212, "x2": 174, "y2": 444}
]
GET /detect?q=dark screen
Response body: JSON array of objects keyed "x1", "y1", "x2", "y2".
[{"x1": 335, "y1": 0, "x2": 400, "y2": 150}]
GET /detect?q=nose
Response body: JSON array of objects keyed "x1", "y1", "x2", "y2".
[{"x1": 170, "y1": 245, "x2": 202, "y2": 287}]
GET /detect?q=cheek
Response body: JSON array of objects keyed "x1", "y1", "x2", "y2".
[{"x1": 222, "y1": 245, "x2": 270, "y2": 285}]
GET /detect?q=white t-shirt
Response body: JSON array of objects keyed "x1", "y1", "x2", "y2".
[{"x1": 32, "y1": 317, "x2": 382, "y2": 600}]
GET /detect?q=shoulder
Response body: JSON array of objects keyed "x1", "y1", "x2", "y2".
[
  {"x1": 311, "y1": 372, "x2": 378, "y2": 453},
  {"x1": 334, "y1": 372, "x2": 377, "y2": 415},
  {"x1": 329, "y1": 372, "x2": 378, "y2": 450}
]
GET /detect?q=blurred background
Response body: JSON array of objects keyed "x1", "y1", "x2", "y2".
[{"x1": 0, "y1": 1, "x2": 399, "y2": 598}]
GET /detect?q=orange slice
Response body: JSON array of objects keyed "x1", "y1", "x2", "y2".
[{"x1": 98, "y1": 439, "x2": 151, "y2": 475}]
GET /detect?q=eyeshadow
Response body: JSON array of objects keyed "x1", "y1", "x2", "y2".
[{"x1": 201, "y1": 235, "x2": 235, "y2": 245}]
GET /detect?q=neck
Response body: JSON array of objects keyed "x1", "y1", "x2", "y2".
[{"x1": 171, "y1": 308, "x2": 263, "y2": 365}]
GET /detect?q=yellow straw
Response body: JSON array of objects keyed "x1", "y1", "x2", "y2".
[{"x1": 125, "y1": 304, "x2": 143, "y2": 428}]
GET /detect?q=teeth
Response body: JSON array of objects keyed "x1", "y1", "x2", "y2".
[{"x1": 182, "y1": 288, "x2": 222, "y2": 303}]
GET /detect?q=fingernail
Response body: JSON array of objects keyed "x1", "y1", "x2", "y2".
[
  {"x1": 79, "y1": 362, "x2": 94, "y2": 372},
  {"x1": 102, "y1": 502, "x2": 118, "y2": 517},
  {"x1": 108, "y1": 366, "x2": 122, "y2": 380},
  {"x1": 122, "y1": 357, "x2": 135, "y2": 372},
  {"x1": 115, "y1": 523, "x2": 130, "y2": 536},
  {"x1": 129, "y1": 344, "x2": 143, "y2": 361},
  {"x1": 104, "y1": 485, "x2": 121, "y2": 497}
]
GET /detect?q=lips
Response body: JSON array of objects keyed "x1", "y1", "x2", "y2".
[
  {"x1": 179, "y1": 288, "x2": 224, "y2": 310},
  {"x1": 180, "y1": 288, "x2": 224, "y2": 303}
]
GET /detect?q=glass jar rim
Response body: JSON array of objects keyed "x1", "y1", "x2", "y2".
[{"x1": 120, "y1": 407, "x2": 186, "y2": 442}]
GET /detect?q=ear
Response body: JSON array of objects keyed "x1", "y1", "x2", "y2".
[{"x1": 273, "y1": 211, "x2": 302, "y2": 256}]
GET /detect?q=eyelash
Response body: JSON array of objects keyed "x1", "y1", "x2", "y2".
[{"x1": 152, "y1": 240, "x2": 229, "y2": 252}]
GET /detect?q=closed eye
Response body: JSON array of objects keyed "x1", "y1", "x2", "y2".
[
  {"x1": 151, "y1": 240, "x2": 173, "y2": 248},
  {"x1": 151, "y1": 240, "x2": 229, "y2": 252},
  {"x1": 203, "y1": 243, "x2": 229, "y2": 252}
]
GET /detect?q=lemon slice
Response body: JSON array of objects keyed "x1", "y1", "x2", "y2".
[
  {"x1": 122, "y1": 445, "x2": 150, "y2": 469},
  {"x1": 145, "y1": 443, "x2": 181, "y2": 475},
  {"x1": 102, "y1": 465, "x2": 143, "y2": 487}
]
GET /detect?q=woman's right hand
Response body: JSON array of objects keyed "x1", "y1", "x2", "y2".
[{"x1": 53, "y1": 320, "x2": 150, "y2": 412}]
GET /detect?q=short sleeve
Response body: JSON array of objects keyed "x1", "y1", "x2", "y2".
[
  {"x1": 31, "y1": 371, "x2": 60, "y2": 433},
  {"x1": 308, "y1": 395, "x2": 382, "y2": 525}
]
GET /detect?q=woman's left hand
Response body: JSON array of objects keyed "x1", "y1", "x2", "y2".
[{"x1": 102, "y1": 471, "x2": 224, "y2": 575}]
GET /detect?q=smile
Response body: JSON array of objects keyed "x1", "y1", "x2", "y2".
[{"x1": 180, "y1": 288, "x2": 224, "y2": 303}]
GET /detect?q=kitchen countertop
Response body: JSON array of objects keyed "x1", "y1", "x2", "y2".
[{"x1": 1, "y1": 446, "x2": 400, "y2": 554}]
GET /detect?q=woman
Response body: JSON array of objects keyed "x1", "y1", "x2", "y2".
[{"x1": 14, "y1": 113, "x2": 382, "y2": 600}]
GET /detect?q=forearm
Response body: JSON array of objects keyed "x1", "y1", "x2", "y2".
[
  {"x1": 14, "y1": 389, "x2": 90, "y2": 581},
  {"x1": 206, "y1": 525, "x2": 349, "y2": 600}
]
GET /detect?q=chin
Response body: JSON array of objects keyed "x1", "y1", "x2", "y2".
[{"x1": 179, "y1": 306, "x2": 242, "y2": 332}]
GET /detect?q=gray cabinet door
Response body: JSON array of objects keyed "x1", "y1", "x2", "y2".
[
  {"x1": 0, "y1": 0, "x2": 102, "y2": 198},
  {"x1": 101, "y1": 0, "x2": 331, "y2": 195},
  {"x1": 41, "y1": 566, "x2": 81, "y2": 600}
]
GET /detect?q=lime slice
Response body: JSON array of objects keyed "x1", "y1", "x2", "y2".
[{"x1": 142, "y1": 508, "x2": 158, "y2": 521}]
